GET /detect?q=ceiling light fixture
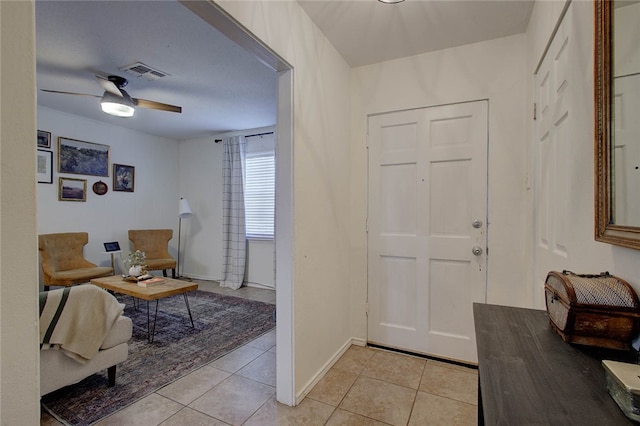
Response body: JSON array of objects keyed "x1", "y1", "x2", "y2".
[
  {"x1": 378, "y1": 0, "x2": 405, "y2": 3},
  {"x1": 100, "y1": 91, "x2": 135, "y2": 117}
]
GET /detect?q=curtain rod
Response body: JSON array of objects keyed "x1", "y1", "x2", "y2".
[{"x1": 214, "y1": 131, "x2": 274, "y2": 143}]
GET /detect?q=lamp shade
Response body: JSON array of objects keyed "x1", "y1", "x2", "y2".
[
  {"x1": 100, "y1": 92, "x2": 135, "y2": 117},
  {"x1": 179, "y1": 197, "x2": 193, "y2": 219}
]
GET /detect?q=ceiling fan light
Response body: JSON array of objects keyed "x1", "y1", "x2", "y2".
[
  {"x1": 100, "y1": 92, "x2": 135, "y2": 117},
  {"x1": 378, "y1": 0, "x2": 405, "y2": 3}
]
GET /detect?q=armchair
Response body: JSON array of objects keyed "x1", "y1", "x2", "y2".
[
  {"x1": 128, "y1": 229, "x2": 176, "y2": 278},
  {"x1": 38, "y1": 232, "x2": 113, "y2": 291}
]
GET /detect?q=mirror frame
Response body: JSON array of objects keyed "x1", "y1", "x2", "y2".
[{"x1": 594, "y1": 0, "x2": 640, "y2": 249}]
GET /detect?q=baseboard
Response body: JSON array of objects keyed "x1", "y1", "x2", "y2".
[
  {"x1": 295, "y1": 337, "x2": 364, "y2": 405},
  {"x1": 245, "y1": 281, "x2": 275, "y2": 290},
  {"x1": 177, "y1": 275, "x2": 275, "y2": 291},
  {"x1": 179, "y1": 273, "x2": 219, "y2": 281}
]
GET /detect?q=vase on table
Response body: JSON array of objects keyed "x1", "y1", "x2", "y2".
[{"x1": 128, "y1": 265, "x2": 143, "y2": 277}]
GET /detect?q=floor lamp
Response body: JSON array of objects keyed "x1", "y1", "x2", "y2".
[{"x1": 177, "y1": 197, "x2": 193, "y2": 279}]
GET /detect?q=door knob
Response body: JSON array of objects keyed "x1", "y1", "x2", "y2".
[
  {"x1": 472, "y1": 246, "x2": 483, "y2": 256},
  {"x1": 472, "y1": 219, "x2": 483, "y2": 229}
]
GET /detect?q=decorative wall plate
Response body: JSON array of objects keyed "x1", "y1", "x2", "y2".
[{"x1": 92, "y1": 180, "x2": 108, "y2": 195}]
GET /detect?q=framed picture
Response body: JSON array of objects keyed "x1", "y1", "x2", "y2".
[
  {"x1": 37, "y1": 149, "x2": 53, "y2": 184},
  {"x1": 37, "y1": 130, "x2": 51, "y2": 148},
  {"x1": 58, "y1": 137, "x2": 110, "y2": 177},
  {"x1": 113, "y1": 163, "x2": 135, "y2": 192},
  {"x1": 58, "y1": 177, "x2": 86, "y2": 202},
  {"x1": 92, "y1": 180, "x2": 108, "y2": 195}
]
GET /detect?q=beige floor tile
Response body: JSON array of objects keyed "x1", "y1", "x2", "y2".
[
  {"x1": 362, "y1": 350, "x2": 426, "y2": 390},
  {"x1": 332, "y1": 345, "x2": 377, "y2": 375},
  {"x1": 243, "y1": 395, "x2": 334, "y2": 425},
  {"x1": 160, "y1": 407, "x2": 231, "y2": 425},
  {"x1": 94, "y1": 393, "x2": 183, "y2": 426},
  {"x1": 419, "y1": 363, "x2": 478, "y2": 405},
  {"x1": 325, "y1": 408, "x2": 390, "y2": 425},
  {"x1": 237, "y1": 351, "x2": 277, "y2": 386},
  {"x1": 306, "y1": 368, "x2": 358, "y2": 406},
  {"x1": 246, "y1": 329, "x2": 276, "y2": 351},
  {"x1": 243, "y1": 287, "x2": 276, "y2": 301},
  {"x1": 40, "y1": 407, "x2": 63, "y2": 426},
  {"x1": 157, "y1": 365, "x2": 231, "y2": 405},
  {"x1": 408, "y1": 391, "x2": 477, "y2": 426},
  {"x1": 339, "y1": 376, "x2": 416, "y2": 425},
  {"x1": 189, "y1": 374, "x2": 275, "y2": 425},
  {"x1": 208, "y1": 344, "x2": 265, "y2": 373}
]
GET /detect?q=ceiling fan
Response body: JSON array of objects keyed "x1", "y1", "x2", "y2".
[{"x1": 41, "y1": 75, "x2": 182, "y2": 118}]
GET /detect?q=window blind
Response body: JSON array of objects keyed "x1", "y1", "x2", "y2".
[{"x1": 244, "y1": 154, "x2": 275, "y2": 238}]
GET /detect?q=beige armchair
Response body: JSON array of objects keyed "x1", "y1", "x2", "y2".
[
  {"x1": 38, "y1": 232, "x2": 113, "y2": 291},
  {"x1": 128, "y1": 229, "x2": 176, "y2": 278}
]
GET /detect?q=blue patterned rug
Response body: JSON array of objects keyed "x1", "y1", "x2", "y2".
[{"x1": 42, "y1": 290, "x2": 276, "y2": 425}]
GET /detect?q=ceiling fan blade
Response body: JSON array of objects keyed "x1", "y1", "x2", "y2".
[
  {"x1": 134, "y1": 98, "x2": 182, "y2": 113},
  {"x1": 95, "y1": 75, "x2": 123, "y2": 97},
  {"x1": 40, "y1": 89, "x2": 101, "y2": 98}
]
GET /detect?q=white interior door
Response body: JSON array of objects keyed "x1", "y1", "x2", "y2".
[
  {"x1": 613, "y1": 74, "x2": 640, "y2": 225},
  {"x1": 533, "y1": 6, "x2": 573, "y2": 309},
  {"x1": 367, "y1": 101, "x2": 488, "y2": 364}
]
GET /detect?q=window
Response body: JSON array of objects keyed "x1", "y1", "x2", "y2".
[{"x1": 244, "y1": 135, "x2": 275, "y2": 239}]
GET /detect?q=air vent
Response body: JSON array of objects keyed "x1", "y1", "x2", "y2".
[{"x1": 119, "y1": 62, "x2": 170, "y2": 81}]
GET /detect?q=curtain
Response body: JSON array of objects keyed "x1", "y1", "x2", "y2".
[{"x1": 220, "y1": 135, "x2": 247, "y2": 289}]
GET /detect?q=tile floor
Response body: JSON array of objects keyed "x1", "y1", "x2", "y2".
[{"x1": 41, "y1": 281, "x2": 478, "y2": 425}]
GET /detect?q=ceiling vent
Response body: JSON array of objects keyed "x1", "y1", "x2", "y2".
[{"x1": 119, "y1": 62, "x2": 170, "y2": 81}]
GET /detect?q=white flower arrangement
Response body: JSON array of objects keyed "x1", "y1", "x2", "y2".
[{"x1": 127, "y1": 250, "x2": 146, "y2": 267}]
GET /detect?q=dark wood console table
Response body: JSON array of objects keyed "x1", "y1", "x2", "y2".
[{"x1": 474, "y1": 303, "x2": 637, "y2": 425}]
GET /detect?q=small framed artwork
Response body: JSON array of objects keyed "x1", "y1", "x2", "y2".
[
  {"x1": 37, "y1": 149, "x2": 53, "y2": 184},
  {"x1": 37, "y1": 130, "x2": 51, "y2": 148},
  {"x1": 92, "y1": 180, "x2": 108, "y2": 195},
  {"x1": 58, "y1": 137, "x2": 110, "y2": 177},
  {"x1": 58, "y1": 177, "x2": 87, "y2": 202},
  {"x1": 113, "y1": 163, "x2": 135, "y2": 192}
]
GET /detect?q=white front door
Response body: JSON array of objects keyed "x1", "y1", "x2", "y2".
[{"x1": 367, "y1": 101, "x2": 488, "y2": 364}]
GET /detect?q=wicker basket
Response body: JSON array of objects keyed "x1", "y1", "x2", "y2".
[{"x1": 544, "y1": 270, "x2": 640, "y2": 350}]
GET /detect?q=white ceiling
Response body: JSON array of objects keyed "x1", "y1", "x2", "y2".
[
  {"x1": 36, "y1": 1, "x2": 278, "y2": 140},
  {"x1": 36, "y1": 0, "x2": 534, "y2": 140},
  {"x1": 298, "y1": 0, "x2": 534, "y2": 67}
]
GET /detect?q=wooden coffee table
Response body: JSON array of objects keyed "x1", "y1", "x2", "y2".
[{"x1": 91, "y1": 275, "x2": 198, "y2": 343}]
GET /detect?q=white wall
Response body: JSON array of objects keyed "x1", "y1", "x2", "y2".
[
  {"x1": 178, "y1": 134, "x2": 223, "y2": 279},
  {"x1": 178, "y1": 129, "x2": 276, "y2": 288},
  {"x1": 216, "y1": 0, "x2": 353, "y2": 399},
  {"x1": 527, "y1": 1, "x2": 640, "y2": 304},
  {"x1": 0, "y1": 1, "x2": 40, "y2": 424},
  {"x1": 349, "y1": 33, "x2": 530, "y2": 339},
  {"x1": 37, "y1": 107, "x2": 180, "y2": 280}
]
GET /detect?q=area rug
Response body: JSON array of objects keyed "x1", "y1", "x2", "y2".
[{"x1": 41, "y1": 290, "x2": 276, "y2": 425}]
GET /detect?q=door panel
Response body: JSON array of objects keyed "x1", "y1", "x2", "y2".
[
  {"x1": 534, "y1": 7, "x2": 572, "y2": 308},
  {"x1": 367, "y1": 101, "x2": 488, "y2": 363}
]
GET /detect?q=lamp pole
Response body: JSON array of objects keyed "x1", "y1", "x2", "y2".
[{"x1": 177, "y1": 197, "x2": 193, "y2": 279}]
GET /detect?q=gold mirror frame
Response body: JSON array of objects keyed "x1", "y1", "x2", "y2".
[{"x1": 594, "y1": 0, "x2": 640, "y2": 249}]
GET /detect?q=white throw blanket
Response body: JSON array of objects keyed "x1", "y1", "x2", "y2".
[{"x1": 40, "y1": 284, "x2": 124, "y2": 363}]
